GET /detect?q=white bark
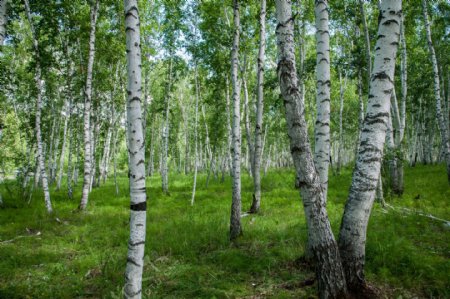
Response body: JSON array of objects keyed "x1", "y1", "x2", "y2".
[
  {"x1": 161, "y1": 59, "x2": 172, "y2": 194},
  {"x1": 337, "y1": 70, "x2": 346, "y2": 173},
  {"x1": 191, "y1": 66, "x2": 200, "y2": 205},
  {"x1": 338, "y1": 0, "x2": 402, "y2": 290},
  {"x1": 313, "y1": 0, "x2": 331, "y2": 201},
  {"x1": 230, "y1": 0, "x2": 242, "y2": 241},
  {"x1": 422, "y1": 0, "x2": 450, "y2": 183},
  {"x1": 250, "y1": 0, "x2": 266, "y2": 214},
  {"x1": 359, "y1": 0, "x2": 372, "y2": 85},
  {"x1": 57, "y1": 98, "x2": 70, "y2": 190},
  {"x1": 275, "y1": 2, "x2": 347, "y2": 297},
  {"x1": 79, "y1": 0, "x2": 99, "y2": 210},
  {"x1": 24, "y1": 0, "x2": 52, "y2": 213},
  {"x1": 0, "y1": 0, "x2": 6, "y2": 45},
  {"x1": 123, "y1": 1, "x2": 147, "y2": 298}
]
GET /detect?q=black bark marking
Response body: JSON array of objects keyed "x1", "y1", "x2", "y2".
[{"x1": 130, "y1": 201, "x2": 147, "y2": 211}]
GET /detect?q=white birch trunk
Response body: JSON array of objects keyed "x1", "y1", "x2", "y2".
[
  {"x1": 275, "y1": 2, "x2": 347, "y2": 297},
  {"x1": 0, "y1": 0, "x2": 6, "y2": 45},
  {"x1": 250, "y1": 0, "x2": 266, "y2": 214},
  {"x1": 422, "y1": 0, "x2": 450, "y2": 183},
  {"x1": 123, "y1": 1, "x2": 147, "y2": 297},
  {"x1": 79, "y1": 0, "x2": 99, "y2": 210},
  {"x1": 338, "y1": 0, "x2": 402, "y2": 290},
  {"x1": 313, "y1": 0, "x2": 331, "y2": 201},
  {"x1": 24, "y1": 0, "x2": 52, "y2": 213},
  {"x1": 359, "y1": 0, "x2": 372, "y2": 84},
  {"x1": 161, "y1": 59, "x2": 172, "y2": 194},
  {"x1": 191, "y1": 66, "x2": 200, "y2": 206},
  {"x1": 230, "y1": 0, "x2": 242, "y2": 241},
  {"x1": 57, "y1": 99, "x2": 70, "y2": 190}
]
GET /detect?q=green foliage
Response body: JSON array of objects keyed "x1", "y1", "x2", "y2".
[{"x1": 0, "y1": 165, "x2": 449, "y2": 298}]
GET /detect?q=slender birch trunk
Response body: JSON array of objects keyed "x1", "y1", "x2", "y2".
[
  {"x1": 250, "y1": 0, "x2": 266, "y2": 214},
  {"x1": 230, "y1": 0, "x2": 242, "y2": 241},
  {"x1": 57, "y1": 98, "x2": 70, "y2": 190},
  {"x1": 356, "y1": 70, "x2": 364, "y2": 157},
  {"x1": 24, "y1": 0, "x2": 52, "y2": 213},
  {"x1": 359, "y1": 0, "x2": 372, "y2": 85},
  {"x1": 338, "y1": 0, "x2": 402, "y2": 290},
  {"x1": 0, "y1": 0, "x2": 6, "y2": 45},
  {"x1": 79, "y1": 0, "x2": 99, "y2": 210},
  {"x1": 67, "y1": 110, "x2": 74, "y2": 200},
  {"x1": 123, "y1": 1, "x2": 147, "y2": 297},
  {"x1": 191, "y1": 66, "x2": 200, "y2": 205},
  {"x1": 242, "y1": 75, "x2": 254, "y2": 177},
  {"x1": 226, "y1": 76, "x2": 233, "y2": 177},
  {"x1": 161, "y1": 59, "x2": 172, "y2": 194},
  {"x1": 275, "y1": 2, "x2": 347, "y2": 297},
  {"x1": 337, "y1": 70, "x2": 346, "y2": 174},
  {"x1": 313, "y1": 0, "x2": 331, "y2": 201},
  {"x1": 422, "y1": 0, "x2": 450, "y2": 183}
]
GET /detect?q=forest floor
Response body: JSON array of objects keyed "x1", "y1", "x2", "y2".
[{"x1": 0, "y1": 165, "x2": 449, "y2": 298}]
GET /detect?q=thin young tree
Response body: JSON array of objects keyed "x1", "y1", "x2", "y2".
[
  {"x1": 230, "y1": 0, "x2": 242, "y2": 241},
  {"x1": 422, "y1": 0, "x2": 450, "y2": 183},
  {"x1": 0, "y1": 0, "x2": 6, "y2": 45},
  {"x1": 24, "y1": 0, "x2": 52, "y2": 213},
  {"x1": 79, "y1": 0, "x2": 99, "y2": 210},
  {"x1": 123, "y1": 0, "x2": 147, "y2": 297},
  {"x1": 338, "y1": 0, "x2": 402, "y2": 290},
  {"x1": 249, "y1": 0, "x2": 266, "y2": 214}
]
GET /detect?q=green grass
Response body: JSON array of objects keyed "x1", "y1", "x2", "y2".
[{"x1": 0, "y1": 165, "x2": 449, "y2": 298}]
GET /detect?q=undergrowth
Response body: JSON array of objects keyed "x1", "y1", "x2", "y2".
[{"x1": 0, "y1": 164, "x2": 448, "y2": 298}]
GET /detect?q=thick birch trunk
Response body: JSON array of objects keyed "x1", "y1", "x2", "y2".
[
  {"x1": 275, "y1": 2, "x2": 347, "y2": 298},
  {"x1": 313, "y1": 0, "x2": 331, "y2": 201},
  {"x1": 24, "y1": 0, "x2": 52, "y2": 213},
  {"x1": 229, "y1": 0, "x2": 242, "y2": 241},
  {"x1": 79, "y1": 0, "x2": 99, "y2": 210},
  {"x1": 250, "y1": 0, "x2": 266, "y2": 214},
  {"x1": 123, "y1": 1, "x2": 147, "y2": 297},
  {"x1": 338, "y1": 0, "x2": 402, "y2": 290},
  {"x1": 422, "y1": 0, "x2": 450, "y2": 183}
]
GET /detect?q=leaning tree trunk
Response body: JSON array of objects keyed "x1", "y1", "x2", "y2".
[
  {"x1": 79, "y1": 0, "x2": 99, "y2": 210},
  {"x1": 422, "y1": 0, "x2": 450, "y2": 183},
  {"x1": 229, "y1": 0, "x2": 242, "y2": 241},
  {"x1": 123, "y1": 1, "x2": 147, "y2": 298},
  {"x1": 275, "y1": 2, "x2": 347, "y2": 298},
  {"x1": 249, "y1": 0, "x2": 266, "y2": 214},
  {"x1": 24, "y1": 0, "x2": 52, "y2": 213},
  {"x1": 313, "y1": 0, "x2": 331, "y2": 201},
  {"x1": 338, "y1": 0, "x2": 402, "y2": 291},
  {"x1": 337, "y1": 70, "x2": 346, "y2": 174}
]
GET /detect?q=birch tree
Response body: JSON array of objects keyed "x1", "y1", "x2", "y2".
[
  {"x1": 229, "y1": 0, "x2": 242, "y2": 241},
  {"x1": 275, "y1": 1, "x2": 347, "y2": 297},
  {"x1": 0, "y1": 0, "x2": 6, "y2": 45},
  {"x1": 338, "y1": 0, "x2": 402, "y2": 290},
  {"x1": 123, "y1": 0, "x2": 147, "y2": 297},
  {"x1": 79, "y1": 0, "x2": 99, "y2": 210},
  {"x1": 24, "y1": 0, "x2": 52, "y2": 214},
  {"x1": 249, "y1": 0, "x2": 266, "y2": 214},
  {"x1": 422, "y1": 0, "x2": 450, "y2": 183},
  {"x1": 313, "y1": 0, "x2": 331, "y2": 200}
]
